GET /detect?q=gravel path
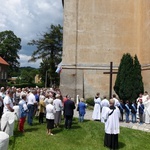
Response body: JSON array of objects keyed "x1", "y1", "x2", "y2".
[{"x1": 73, "y1": 109, "x2": 150, "y2": 132}]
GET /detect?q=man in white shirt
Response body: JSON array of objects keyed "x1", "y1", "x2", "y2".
[
  {"x1": 3, "y1": 90, "x2": 14, "y2": 113},
  {"x1": 27, "y1": 89, "x2": 37, "y2": 125}
]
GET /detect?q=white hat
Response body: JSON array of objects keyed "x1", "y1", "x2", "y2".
[
  {"x1": 56, "y1": 94, "x2": 60, "y2": 98},
  {"x1": 48, "y1": 98, "x2": 53, "y2": 104},
  {"x1": 40, "y1": 95, "x2": 45, "y2": 100}
]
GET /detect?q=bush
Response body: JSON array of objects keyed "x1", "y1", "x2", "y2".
[
  {"x1": 86, "y1": 97, "x2": 94, "y2": 106},
  {"x1": 36, "y1": 83, "x2": 45, "y2": 88},
  {"x1": 7, "y1": 83, "x2": 36, "y2": 88}
]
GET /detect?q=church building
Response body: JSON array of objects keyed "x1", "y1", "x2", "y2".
[{"x1": 60, "y1": 0, "x2": 150, "y2": 98}]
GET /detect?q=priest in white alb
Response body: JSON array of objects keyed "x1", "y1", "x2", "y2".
[
  {"x1": 143, "y1": 91, "x2": 150, "y2": 124},
  {"x1": 92, "y1": 92, "x2": 101, "y2": 121},
  {"x1": 102, "y1": 99, "x2": 120, "y2": 150}
]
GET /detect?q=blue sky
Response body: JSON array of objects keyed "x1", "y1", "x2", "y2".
[{"x1": 0, "y1": 0, "x2": 63, "y2": 68}]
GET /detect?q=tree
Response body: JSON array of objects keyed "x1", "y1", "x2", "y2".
[
  {"x1": 114, "y1": 53, "x2": 134, "y2": 102},
  {"x1": 0, "y1": 30, "x2": 21, "y2": 76},
  {"x1": 114, "y1": 53, "x2": 144, "y2": 102},
  {"x1": 28, "y1": 24, "x2": 63, "y2": 86},
  {"x1": 132, "y1": 55, "x2": 144, "y2": 100},
  {"x1": 20, "y1": 67, "x2": 39, "y2": 83}
]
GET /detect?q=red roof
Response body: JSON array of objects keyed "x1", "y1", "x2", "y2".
[{"x1": 0, "y1": 57, "x2": 9, "y2": 65}]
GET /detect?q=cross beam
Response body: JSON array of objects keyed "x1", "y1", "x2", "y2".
[{"x1": 103, "y1": 62, "x2": 117, "y2": 99}]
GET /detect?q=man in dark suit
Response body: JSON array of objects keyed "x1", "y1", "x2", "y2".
[{"x1": 64, "y1": 96, "x2": 75, "y2": 129}]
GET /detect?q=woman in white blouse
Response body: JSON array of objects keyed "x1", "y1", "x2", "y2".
[{"x1": 46, "y1": 99, "x2": 56, "y2": 135}]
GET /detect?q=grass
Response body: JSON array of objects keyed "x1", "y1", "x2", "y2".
[{"x1": 8, "y1": 117, "x2": 150, "y2": 150}]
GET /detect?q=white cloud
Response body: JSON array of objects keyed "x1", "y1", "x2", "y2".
[
  {"x1": 0, "y1": 0, "x2": 63, "y2": 68},
  {"x1": 19, "y1": 54, "x2": 42, "y2": 68}
]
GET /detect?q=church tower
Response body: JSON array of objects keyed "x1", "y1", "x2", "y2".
[{"x1": 60, "y1": 0, "x2": 150, "y2": 98}]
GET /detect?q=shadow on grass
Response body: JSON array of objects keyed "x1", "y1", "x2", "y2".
[
  {"x1": 73, "y1": 117, "x2": 91, "y2": 123},
  {"x1": 83, "y1": 119, "x2": 90, "y2": 122},
  {"x1": 54, "y1": 128, "x2": 64, "y2": 134},
  {"x1": 9, "y1": 131, "x2": 24, "y2": 150},
  {"x1": 119, "y1": 142, "x2": 126, "y2": 149},
  {"x1": 71, "y1": 125, "x2": 81, "y2": 129},
  {"x1": 9, "y1": 127, "x2": 39, "y2": 150},
  {"x1": 72, "y1": 121, "x2": 78, "y2": 125},
  {"x1": 25, "y1": 127, "x2": 39, "y2": 132}
]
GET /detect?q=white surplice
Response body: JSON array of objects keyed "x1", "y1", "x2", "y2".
[
  {"x1": 92, "y1": 97, "x2": 101, "y2": 120},
  {"x1": 101, "y1": 106, "x2": 109, "y2": 123},
  {"x1": 143, "y1": 99, "x2": 150, "y2": 123},
  {"x1": 102, "y1": 106, "x2": 120, "y2": 134},
  {"x1": 101, "y1": 98, "x2": 109, "y2": 108}
]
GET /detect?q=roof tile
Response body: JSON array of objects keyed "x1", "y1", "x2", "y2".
[{"x1": 0, "y1": 57, "x2": 9, "y2": 65}]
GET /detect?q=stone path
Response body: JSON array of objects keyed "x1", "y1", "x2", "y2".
[{"x1": 74, "y1": 109, "x2": 150, "y2": 132}]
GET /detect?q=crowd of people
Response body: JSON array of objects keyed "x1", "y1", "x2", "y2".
[
  {"x1": 0, "y1": 86, "x2": 150, "y2": 149},
  {"x1": 0, "y1": 86, "x2": 76, "y2": 135}
]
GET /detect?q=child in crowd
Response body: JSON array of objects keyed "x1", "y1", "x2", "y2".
[
  {"x1": 118, "y1": 100, "x2": 124, "y2": 121},
  {"x1": 18, "y1": 94, "x2": 28, "y2": 132},
  {"x1": 138, "y1": 99, "x2": 144, "y2": 124},
  {"x1": 124, "y1": 100, "x2": 130, "y2": 123},
  {"x1": 131, "y1": 101, "x2": 137, "y2": 123}
]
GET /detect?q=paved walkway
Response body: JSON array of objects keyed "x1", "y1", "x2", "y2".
[{"x1": 74, "y1": 109, "x2": 150, "y2": 132}]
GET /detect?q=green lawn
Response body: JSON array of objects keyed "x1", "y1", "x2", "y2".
[{"x1": 8, "y1": 117, "x2": 150, "y2": 150}]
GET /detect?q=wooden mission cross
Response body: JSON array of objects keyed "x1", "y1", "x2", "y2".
[{"x1": 103, "y1": 62, "x2": 118, "y2": 99}]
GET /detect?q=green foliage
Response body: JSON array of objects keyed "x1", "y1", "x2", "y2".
[
  {"x1": 15, "y1": 67, "x2": 39, "y2": 84},
  {"x1": 20, "y1": 69, "x2": 38, "y2": 83},
  {"x1": 35, "y1": 82, "x2": 45, "y2": 88},
  {"x1": 0, "y1": 30, "x2": 21, "y2": 76},
  {"x1": 114, "y1": 53, "x2": 144, "y2": 102},
  {"x1": 7, "y1": 67, "x2": 40, "y2": 85},
  {"x1": 132, "y1": 55, "x2": 144, "y2": 100},
  {"x1": 0, "y1": 83, "x2": 7, "y2": 88},
  {"x1": 39, "y1": 57, "x2": 60, "y2": 87},
  {"x1": 7, "y1": 82, "x2": 44, "y2": 88},
  {"x1": 28, "y1": 24, "x2": 63, "y2": 87},
  {"x1": 86, "y1": 97, "x2": 94, "y2": 106},
  {"x1": 7, "y1": 82, "x2": 37, "y2": 88}
]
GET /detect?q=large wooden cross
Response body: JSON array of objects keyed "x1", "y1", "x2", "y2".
[{"x1": 103, "y1": 62, "x2": 118, "y2": 99}]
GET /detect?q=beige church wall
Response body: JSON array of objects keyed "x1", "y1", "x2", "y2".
[
  {"x1": 60, "y1": 69, "x2": 84, "y2": 98},
  {"x1": 62, "y1": 0, "x2": 141, "y2": 66},
  {"x1": 62, "y1": 0, "x2": 77, "y2": 65},
  {"x1": 142, "y1": 70, "x2": 150, "y2": 93},
  {"x1": 60, "y1": 68, "x2": 117, "y2": 99},
  {"x1": 60, "y1": 69, "x2": 76, "y2": 96},
  {"x1": 76, "y1": 0, "x2": 138, "y2": 66},
  {"x1": 139, "y1": 0, "x2": 150, "y2": 64},
  {"x1": 60, "y1": 0, "x2": 150, "y2": 99},
  {"x1": 83, "y1": 69, "x2": 117, "y2": 99}
]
